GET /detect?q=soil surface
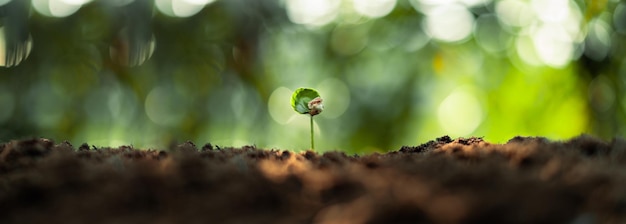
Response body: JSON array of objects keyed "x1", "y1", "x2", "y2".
[{"x1": 1, "y1": 136, "x2": 625, "y2": 224}]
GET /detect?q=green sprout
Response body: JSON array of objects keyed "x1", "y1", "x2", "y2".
[{"x1": 291, "y1": 87, "x2": 323, "y2": 150}]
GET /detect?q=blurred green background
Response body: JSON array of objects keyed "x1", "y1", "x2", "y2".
[{"x1": 0, "y1": 0, "x2": 625, "y2": 153}]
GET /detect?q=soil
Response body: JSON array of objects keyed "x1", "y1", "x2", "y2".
[{"x1": 1, "y1": 135, "x2": 625, "y2": 224}]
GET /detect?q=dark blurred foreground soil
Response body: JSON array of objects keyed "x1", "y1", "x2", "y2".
[{"x1": 1, "y1": 136, "x2": 626, "y2": 224}]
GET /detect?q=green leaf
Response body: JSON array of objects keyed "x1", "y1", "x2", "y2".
[{"x1": 291, "y1": 87, "x2": 320, "y2": 114}]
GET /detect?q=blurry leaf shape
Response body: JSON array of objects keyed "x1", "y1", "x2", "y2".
[
  {"x1": 109, "y1": 0, "x2": 155, "y2": 67},
  {"x1": 110, "y1": 28, "x2": 156, "y2": 67},
  {"x1": 291, "y1": 87, "x2": 320, "y2": 114},
  {"x1": 0, "y1": 0, "x2": 32, "y2": 67},
  {"x1": 0, "y1": 29, "x2": 32, "y2": 67}
]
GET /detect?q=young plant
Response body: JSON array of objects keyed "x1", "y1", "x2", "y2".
[{"x1": 291, "y1": 87, "x2": 323, "y2": 150}]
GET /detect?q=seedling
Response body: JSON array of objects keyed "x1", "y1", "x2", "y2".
[{"x1": 291, "y1": 87, "x2": 323, "y2": 150}]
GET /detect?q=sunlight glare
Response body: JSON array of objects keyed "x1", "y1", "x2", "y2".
[
  {"x1": 33, "y1": 0, "x2": 83, "y2": 17},
  {"x1": 423, "y1": 4, "x2": 474, "y2": 43},
  {"x1": 285, "y1": 0, "x2": 340, "y2": 26},
  {"x1": 353, "y1": 0, "x2": 397, "y2": 18},
  {"x1": 531, "y1": 0, "x2": 569, "y2": 23},
  {"x1": 438, "y1": 88, "x2": 483, "y2": 137},
  {"x1": 531, "y1": 24, "x2": 575, "y2": 68},
  {"x1": 495, "y1": 0, "x2": 535, "y2": 28},
  {"x1": 157, "y1": 0, "x2": 214, "y2": 17}
]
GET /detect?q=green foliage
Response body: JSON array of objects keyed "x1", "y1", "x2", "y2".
[
  {"x1": 0, "y1": 1, "x2": 623, "y2": 152},
  {"x1": 291, "y1": 87, "x2": 323, "y2": 150},
  {"x1": 291, "y1": 87, "x2": 321, "y2": 115}
]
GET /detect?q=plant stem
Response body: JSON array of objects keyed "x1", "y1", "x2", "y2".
[{"x1": 310, "y1": 115, "x2": 314, "y2": 150}]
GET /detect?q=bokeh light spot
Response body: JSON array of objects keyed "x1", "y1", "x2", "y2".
[
  {"x1": 0, "y1": 0, "x2": 621, "y2": 152},
  {"x1": 33, "y1": 0, "x2": 83, "y2": 17},
  {"x1": 495, "y1": 0, "x2": 534, "y2": 28},
  {"x1": 584, "y1": 19, "x2": 612, "y2": 61},
  {"x1": 268, "y1": 87, "x2": 294, "y2": 125},
  {"x1": 437, "y1": 88, "x2": 483, "y2": 136},
  {"x1": 183, "y1": 0, "x2": 215, "y2": 4},
  {"x1": 531, "y1": 23, "x2": 576, "y2": 68},
  {"x1": 59, "y1": 0, "x2": 92, "y2": 5},
  {"x1": 423, "y1": 4, "x2": 474, "y2": 43},
  {"x1": 155, "y1": 0, "x2": 175, "y2": 16},
  {"x1": 156, "y1": 0, "x2": 213, "y2": 17},
  {"x1": 108, "y1": 85, "x2": 138, "y2": 122},
  {"x1": 285, "y1": 0, "x2": 339, "y2": 26},
  {"x1": 317, "y1": 78, "x2": 350, "y2": 119},
  {"x1": 172, "y1": 0, "x2": 207, "y2": 17},
  {"x1": 0, "y1": 0, "x2": 11, "y2": 7},
  {"x1": 615, "y1": 3, "x2": 626, "y2": 35},
  {"x1": 145, "y1": 86, "x2": 188, "y2": 127},
  {"x1": 474, "y1": 14, "x2": 511, "y2": 54},
  {"x1": 353, "y1": 0, "x2": 397, "y2": 19},
  {"x1": 515, "y1": 35, "x2": 542, "y2": 66},
  {"x1": 403, "y1": 21, "x2": 430, "y2": 52},
  {"x1": 459, "y1": 0, "x2": 491, "y2": 7},
  {"x1": 531, "y1": 0, "x2": 569, "y2": 23}
]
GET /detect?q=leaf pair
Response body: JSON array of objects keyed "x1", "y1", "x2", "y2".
[
  {"x1": 291, "y1": 87, "x2": 323, "y2": 116},
  {"x1": 291, "y1": 87, "x2": 323, "y2": 150}
]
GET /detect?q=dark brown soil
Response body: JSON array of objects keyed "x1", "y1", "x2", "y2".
[{"x1": 1, "y1": 136, "x2": 625, "y2": 224}]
